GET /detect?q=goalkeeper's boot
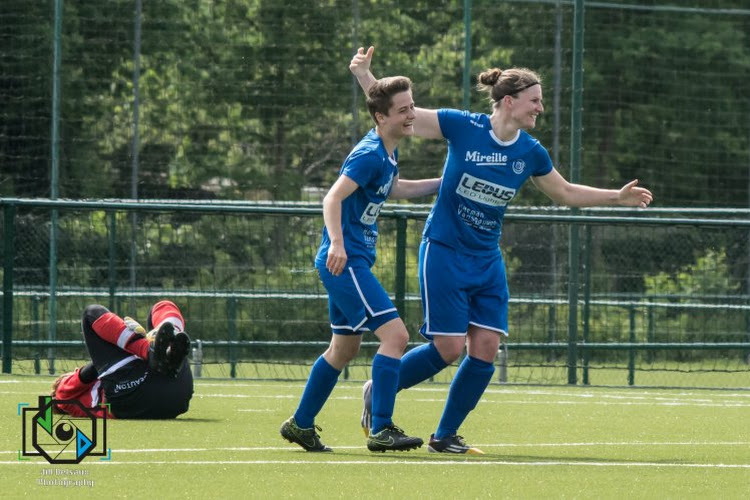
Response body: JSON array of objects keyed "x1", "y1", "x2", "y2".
[
  {"x1": 367, "y1": 424, "x2": 423, "y2": 453},
  {"x1": 280, "y1": 417, "x2": 332, "y2": 452},
  {"x1": 148, "y1": 322, "x2": 175, "y2": 375},
  {"x1": 165, "y1": 330, "x2": 191, "y2": 377},
  {"x1": 427, "y1": 434, "x2": 484, "y2": 455},
  {"x1": 360, "y1": 379, "x2": 372, "y2": 437}
]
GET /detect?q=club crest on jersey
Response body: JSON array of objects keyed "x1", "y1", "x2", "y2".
[
  {"x1": 456, "y1": 173, "x2": 516, "y2": 206},
  {"x1": 512, "y1": 159, "x2": 526, "y2": 174},
  {"x1": 360, "y1": 201, "x2": 385, "y2": 225}
]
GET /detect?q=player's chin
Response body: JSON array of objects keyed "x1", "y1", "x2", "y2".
[{"x1": 401, "y1": 124, "x2": 415, "y2": 135}]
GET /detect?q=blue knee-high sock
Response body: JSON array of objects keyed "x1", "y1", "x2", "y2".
[
  {"x1": 434, "y1": 356, "x2": 495, "y2": 439},
  {"x1": 370, "y1": 353, "x2": 401, "y2": 434},
  {"x1": 293, "y1": 355, "x2": 341, "y2": 429},
  {"x1": 398, "y1": 342, "x2": 449, "y2": 391}
]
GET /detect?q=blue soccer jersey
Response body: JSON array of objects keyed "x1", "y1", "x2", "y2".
[
  {"x1": 423, "y1": 109, "x2": 553, "y2": 253},
  {"x1": 315, "y1": 129, "x2": 398, "y2": 268}
]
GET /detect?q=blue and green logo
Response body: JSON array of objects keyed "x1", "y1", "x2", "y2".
[{"x1": 19, "y1": 396, "x2": 109, "y2": 464}]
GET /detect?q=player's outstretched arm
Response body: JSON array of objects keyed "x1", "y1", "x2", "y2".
[
  {"x1": 350, "y1": 46, "x2": 443, "y2": 140},
  {"x1": 532, "y1": 169, "x2": 653, "y2": 208}
]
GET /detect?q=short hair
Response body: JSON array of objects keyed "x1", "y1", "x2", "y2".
[
  {"x1": 476, "y1": 68, "x2": 541, "y2": 106},
  {"x1": 366, "y1": 76, "x2": 413, "y2": 125}
]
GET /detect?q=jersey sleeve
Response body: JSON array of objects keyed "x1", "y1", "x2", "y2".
[
  {"x1": 53, "y1": 369, "x2": 99, "y2": 417},
  {"x1": 530, "y1": 143, "x2": 554, "y2": 177},
  {"x1": 341, "y1": 150, "x2": 381, "y2": 188},
  {"x1": 437, "y1": 108, "x2": 471, "y2": 140}
]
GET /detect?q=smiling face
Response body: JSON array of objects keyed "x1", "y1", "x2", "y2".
[
  {"x1": 376, "y1": 89, "x2": 416, "y2": 139},
  {"x1": 508, "y1": 84, "x2": 544, "y2": 130}
]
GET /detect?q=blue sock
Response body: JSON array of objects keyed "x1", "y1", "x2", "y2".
[
  {"x1": 293, "y1": 355, "x2": 341, "y2": 429},
  {"x1": 398, "y1": 342, "x2": 448, "y2": 391},
  {"x1": 370, "y1": 353, "x2": 401, "y2": 434},
  {"x1": 434, "y1": 356, "x2": 495, "y2": 439}
]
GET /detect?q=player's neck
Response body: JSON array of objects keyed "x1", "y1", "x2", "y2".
[
  {"x1": 490, "y1": 112, "x2": 520, "y2": 142},
  {"x1": 375, "y1": 127, "x2": 399, "y2": 157}
]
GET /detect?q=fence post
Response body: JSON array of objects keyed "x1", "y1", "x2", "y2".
[
  {"x1": 228, "y1": 297, "x2": 237, "y2": 378},
  {"x1": 582, "y1": 225, "x2": 592, "y2": 385},
  {"x1": 108, "y1": 211, "x2": 117, "y2": 310},
  {"x1": 566, "y1": 0, "x2": 585, "y2": 385},
  {"x1": 33, "y1": 295, "x2": 41, "y2": 374},
  {"x1": 2, "y1": 203, "x2": 16, "y2": 373},
  {"x1": 628, "y1": 305, "x2": 636, "y2": 386},
  {"x1": 497, "y1": 342, "x2": 508, "y2": 383},
  {"x1": 394, "y1": 214, "x2": 407, "y2": 316}
]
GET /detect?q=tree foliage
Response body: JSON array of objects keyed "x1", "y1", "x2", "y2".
[{"x1": 3, "y1": 0, "x2": 749, "y2": 205}]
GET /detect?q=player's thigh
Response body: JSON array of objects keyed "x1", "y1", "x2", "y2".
[
  {"x1": 468, "y1": 253, "x2": 509, "y2": 338},
  {"x1": 466, "y1": 325, "x2": 502, "y2": 363},
  {"x1": 418, "y1": 240, "x2": 470, "y2": 337},
  {"x1": 318, "y1": 264, "x2": 397, "y2": 334}
]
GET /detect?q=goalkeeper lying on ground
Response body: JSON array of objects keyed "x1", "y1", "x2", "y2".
[{"x1": 51, "y1": 300, "x2": 193, "y2": 419}]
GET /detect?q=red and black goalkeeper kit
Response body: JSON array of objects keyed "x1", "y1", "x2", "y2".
[{"x1": 53, "y1": 300, "x2": 193, "y2": 419}]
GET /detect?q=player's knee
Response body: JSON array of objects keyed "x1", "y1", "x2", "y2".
[
  {"x1": 434, "y1": 339, "x2": 464, "y2": 364},
  {"x1": 329, "y1": 342, "x2": 359, "y2": 364},
  {"x1": 82, "y1": 304, "x2": 108, "y2": 324},
  {"x1": 383, "y1": 328, "x2": 409, "y2": 352}
]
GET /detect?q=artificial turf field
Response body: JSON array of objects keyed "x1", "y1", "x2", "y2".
[{"x1": 2, "y1": 375, "x2": 749, "y2": 499}]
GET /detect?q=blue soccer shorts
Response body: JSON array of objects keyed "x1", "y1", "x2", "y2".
[
  {"x1": 418, "y1": 239, "x2": 509, "y2": 339},
  {"x1": 317, "y1": 263, "x2": 400, "y2": 335}
]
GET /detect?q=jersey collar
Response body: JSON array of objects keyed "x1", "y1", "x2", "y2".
[{"x1": 489, "y1": 128, "x2": 520, "y2": 147}]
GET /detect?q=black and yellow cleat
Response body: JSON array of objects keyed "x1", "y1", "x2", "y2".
[
  {"x1": 280, "y1": 417, "x2": 332, "y2": 452},
  {"x1": 366, "y1": 424, "x2": 423, "y2": 453},
  {"x1": 427, "y1": 434, "x2": 484, "y2": 455}
]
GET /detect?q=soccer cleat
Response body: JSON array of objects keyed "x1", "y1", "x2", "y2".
[
  {"x1": 360, "y1": 379, "x2": 372, "y2": 437},
  {"x1": 427, "y1": 434, "x2": 484, "y2": 455},
  {"x1": 367, "y1": 424, "x2": 423, "y2": 453},
  {"x1": 280, "y1": 417, "x2": 332, "y2": 452},
  {"x1": 165, "y1": 330, "x2": 191, "y2": 377},
  {"x1": 148, "y1": 322, "x2": 175, "y2": 376}
]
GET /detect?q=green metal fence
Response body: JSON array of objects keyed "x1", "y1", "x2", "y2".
[{"x1": 2, "y1": 198, "x2": 749, "y2": 387}]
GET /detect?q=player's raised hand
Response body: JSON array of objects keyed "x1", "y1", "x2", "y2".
[
  {"x1": 618, "y1": 179, "x2": 653, "y2": 208},
  {"x1": 349, "y1": 46, "x2": 374, "y2": 77}
]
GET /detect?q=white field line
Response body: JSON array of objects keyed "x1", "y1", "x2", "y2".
[
  {"x1": 6, "y1": 378, "x2": 750, "y2": 398},
  {"x1": 4, "y1": 440, "x2": 750, "y2": 456},
  {"x1": 3, "y1": 389, "x2": 749, "y2": 407},
  {"x1": 190, "y1": 393, "x2": 750, "y2": 408},
  {"x1": 2, "y1": 459, "x2": 749, "y2": 468}
]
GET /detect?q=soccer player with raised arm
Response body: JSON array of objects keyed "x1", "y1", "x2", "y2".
[
  {"x1": 352, "y1": 46, "x2": 653, "y2": 454},
  {"x1": 280, "y1": 76, "x2": 440, "y2": 453}
]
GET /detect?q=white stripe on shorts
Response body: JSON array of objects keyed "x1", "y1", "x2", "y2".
[
  {"x1": 421, "y1": 241, "x2": 431, "y2": 333},
  {"x1": 348, "y1": 267, "x2": 375, "y2": 316},
  {"x1": 468, "y1": 321, "x2": 508, "y2": 336},
  {"x1": 98, "y1": 355, "x2": 138, "y2": 378}
]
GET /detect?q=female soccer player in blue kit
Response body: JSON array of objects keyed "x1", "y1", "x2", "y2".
[
  {"x1": 351, "y1": 46, "x2": 653, "y2": 454},
  {"x1": 280, "y1": 75, "x2": 441, "y2": 452}
]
